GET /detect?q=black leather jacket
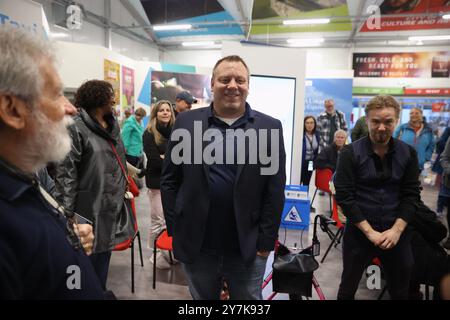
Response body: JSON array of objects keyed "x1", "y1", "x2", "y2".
[{"x1": 55, "y1": 109, "x2": 127, "y2": 253}]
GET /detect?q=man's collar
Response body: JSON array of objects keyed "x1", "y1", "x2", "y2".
[
  {"x1": 366, "y1": 136, "x2": 395, "y2": 156},
  {"x1": 0, "y1": 157, "x2": 36, "y2": 202},
  {"x1": 207, "y1": 102, "x2": 255, "y2": 121}
]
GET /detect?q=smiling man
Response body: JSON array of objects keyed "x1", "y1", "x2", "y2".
[
  {"x1": 334, "y1": 95, "x2": 421, "y2": 300},
  {"x1": 161, "y1": 55, "x2": 286, "y2": 300}
]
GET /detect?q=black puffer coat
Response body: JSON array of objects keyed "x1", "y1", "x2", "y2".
[{"x1": 55, "y1": 109, "x2": 128, "y2": 253}]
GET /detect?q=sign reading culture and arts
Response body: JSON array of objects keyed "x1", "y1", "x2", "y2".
[{"x1": 353, "y1": 52, "x2": 450, "y2": 78}]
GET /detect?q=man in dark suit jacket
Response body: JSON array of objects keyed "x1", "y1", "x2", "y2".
[{"x1": 160, "y1": 55, "x2": 286, "y2": 300}]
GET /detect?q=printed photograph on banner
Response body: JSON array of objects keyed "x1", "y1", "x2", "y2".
[
  {"x1": 151, "y1": 70, "x2": 211, "y2": 108},
  {"x1": 121, "y1": 66, "x2": 134, "y2": 114},
  {"x1": 353, "y1": 52, "x2": 450, "y2": 78},
  {"x1": 104, "y1": 59, "x2": 121, "y2": 111},
  {"x1": 251, "y1": 0, "x2": 351, "y2": 34},
  {"x1": 360, "y1": 0, "x2": 450, "y2": 32}
]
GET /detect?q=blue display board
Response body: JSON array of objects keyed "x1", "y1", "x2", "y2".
[{"x1": 280, "y1": 185, "x2": 310, "y2": 230}]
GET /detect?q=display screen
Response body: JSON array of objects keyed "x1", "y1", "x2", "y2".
[{"x1": 247, "y1": 75, "x2": 296, "y2": 184}]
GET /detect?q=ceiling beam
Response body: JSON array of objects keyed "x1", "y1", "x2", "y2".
[{"x1": 119, "y1": 0, "x2": 161, "y2": 45}]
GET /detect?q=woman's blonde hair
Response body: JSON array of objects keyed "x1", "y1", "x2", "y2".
[{"x1": 146, "y1": 100, "x2": 175, "y2": 146}]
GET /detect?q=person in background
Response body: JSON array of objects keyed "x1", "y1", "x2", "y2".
[
  {"x1": 121, "y1": 107, "x2": 146, "y2": 167},
  {"x1": 120, "y1": 108, "x2": 132, "y2": 128},
  {"x1": 174, "y1": 91, "x2": 197, "y2": 117},
  {"x1": 351, "y1": 115, "x2": 369, "y2": 142},
  {"x1": 301, "y1": 116, "x2": 320, "y2": 187},
  {"x1": 0, "y1": 26, "x2": 103, "y2": 299},
  {"x1": 55, "y1": 80, "x2": 130, "y2": 291},
  {"x1": 393, "y1": 107, "x2": 435, "y2": 171},
  {"x1": 438, "y1": 136, "x2": 450, "y2": 249},
  {"x1": 316, "y1": 99, "x2": 348, "y2": 150},
  {"x1": 143, "y1": 100, "x2": 175, "y2": 269},
  {"x1": 432, "y1": 127, "x2": 450, "y2": 216},
  {"x1": 335, "y1": 95, "x2": 420, "y2": 300},
  {"x1": 314, "y1": 129, "x2": 347, "y2": 173}
]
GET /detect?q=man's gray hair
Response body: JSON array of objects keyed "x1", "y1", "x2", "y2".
[{"x1": 0, "y1": 26, "x2": 55, "y2": 108}]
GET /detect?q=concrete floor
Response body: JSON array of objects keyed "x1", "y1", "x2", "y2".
[{"x1": 106, "y1": 173, "x2": 448, "y2": 300}]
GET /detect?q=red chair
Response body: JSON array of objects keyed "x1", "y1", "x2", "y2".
[
  {"x1": 320, "y1": 195, "x2": 345, "y2": 263},
  {"x1": 310, "y1": 168, "x2": 333, "y2": 215},
  {"x1": 152, "y1": 229, "x2": 174, "y2": 289},
  {"x1": 112, "y1": 198, "x2": 144, "y2": 293}
]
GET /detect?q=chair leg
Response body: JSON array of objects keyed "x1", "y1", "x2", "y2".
[
  {"x1": 320, "y1": 227, "x2": 342, "y2": 264},
  {"x1": 328, "y1": 194, "x2": 332, "y2": 217},
  {"x1": 169, "y1": 250, "x2": 174, "y2": 264},
  {"x1": 153, "y1": 240, "x2": 157, "y2": 289},
  {"x1": 131, "y1": 240, "x2": 135, "y2": 293},
  {"x1": 334, "y1": 228, "x2": 344, "y2": 247},
  {"x1": 137, "y1": 231, "x2": 144, "y2": 267},
  {"x1": 311, "y1": 188, "x2": 318, "y2": 206}
]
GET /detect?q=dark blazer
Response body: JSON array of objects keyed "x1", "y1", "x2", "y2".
[
  {"x1": 314, "y1": 142, "x2": 340, "y2": 172},
  {"x1": 302, "y1": 131, "x2": 320, "y2": 163},
  {"x1": 160, "y1": 104, "x2": 286, "y2": 264}
]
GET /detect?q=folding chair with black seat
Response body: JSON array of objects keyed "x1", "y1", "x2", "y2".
[
  {"x1": 112, "y1": 198, "x2": 144, "y2": 293},
  {"x1": 320, "y1": 195, "x2": 345, "y2": 263},
  {"x1": 152, "y1": 229, "x2": 175, "y2": 289},
  {"x1": 310, "y1": 168, "x2": 333, "y2": 215}
]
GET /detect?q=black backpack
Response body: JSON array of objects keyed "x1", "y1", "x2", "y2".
[{"x1": 410, "y1": 200, "x2": 447, "y2": 244}]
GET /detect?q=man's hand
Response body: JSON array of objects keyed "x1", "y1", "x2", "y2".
[
  {"x1": 256, "y1": 250, "x2": 270, "y2": 258},
  {"x1": 378, "y1": 218, "x2": 407, "y2": 250},
  {"x1": 73, "y1": 223, "x2": 94, "y2": 255},
  {"x1": 366, "y1": 230, "x2": 385, "y2": 247},
  {"x1": 378, "y1": 228, "x2": 402, "y2": 250}
]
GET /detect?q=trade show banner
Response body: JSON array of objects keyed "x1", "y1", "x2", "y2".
[
  {"x1": 360, "y1": 0, "x2": 450, "y2": 32},
  {"x1": 0, "y1": 0, "x2": 50, "y2": 37},
  {"x1": 304, "y1": 78, "x2": 353, "y2": 128},
  {"x1": 353, "y1": 52, "x2": 450, "y2": 78},
  {"x1": 150, "y1": 70, "x2": 211, "y2": 108},
  {"x1": 104, "y1": 59, "x2": 121, "y2": 109},
  {"x1": 121, "y1": 66, "x2": 134, "y2": 112},
  {"x1": 250, "y1": 0, "x2": 351, "y2": 34}
]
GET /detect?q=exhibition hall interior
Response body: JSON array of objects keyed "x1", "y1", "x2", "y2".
[{"x1": 1, "y1": 0, "x2": 450, "y2": 301}]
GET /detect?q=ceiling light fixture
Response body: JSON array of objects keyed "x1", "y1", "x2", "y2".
[
  {"x1": 287, "y1": 38, "x2": 324, "y2": 44},
  {"x1": 408, "y1": 35, "x2": 450, "y2": 41},
  {"x1": 153, "y1": 24, "x2": 192, "y2": 31},
  {"x1": 182, "y1": 41, "x2": 216, "y2": 47},
  {"x1": 283, "y1": 18, "x2": 330, "y2": 26}
]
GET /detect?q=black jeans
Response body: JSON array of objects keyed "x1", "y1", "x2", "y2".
[
  {"x1": 89, "y1": 251, "x2": 112, "y2": 291},
  {"x1": 337, "y1": 225, "x2": 414, "y2": 300},
  {"x1": 300, "y1": 159, "x2": 314, "y2": 188},
  {"x1": 126, "y1": 154, "x2": 141, "y2": 167}
]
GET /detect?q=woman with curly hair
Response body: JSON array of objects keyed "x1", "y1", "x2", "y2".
[
  {"x1": 143, "y1": 100, "x2": 175, "y2": 269},
  {"x1": 55, "y1": 80, "x2": 131, "y2": 291}
]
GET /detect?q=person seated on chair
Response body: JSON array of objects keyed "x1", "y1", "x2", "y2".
[
  {"x1": 334, "y1": 95, "x2": 421, "y2": 300},
  {"x1": 314, "y1": 129, "x2": 347, "y2": 173}
]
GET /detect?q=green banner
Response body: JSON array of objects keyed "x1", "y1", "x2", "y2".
[
  {"x1": 353, "y1": 87, "x2": 404, "y2": 95},
  {"x1": 251, "y1": 1, "x2": 351, "y2": 35}
]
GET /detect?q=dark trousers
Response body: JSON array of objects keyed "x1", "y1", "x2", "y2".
[
  {"x1": 89, "y1": 251, "x2": 112, "y2": 291},
  {"x1": 126, "y1": 154, "x2": 141, "y2": 167},
  {"x1": 337, "y1": 225, "x2": 414, "y2": 300},
  {"x1": 446, "y1": 198, "x2": 450, "y2": 231},
  {"x1": 300, "y1": 160, "x2": 313, "y2": 188}
]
